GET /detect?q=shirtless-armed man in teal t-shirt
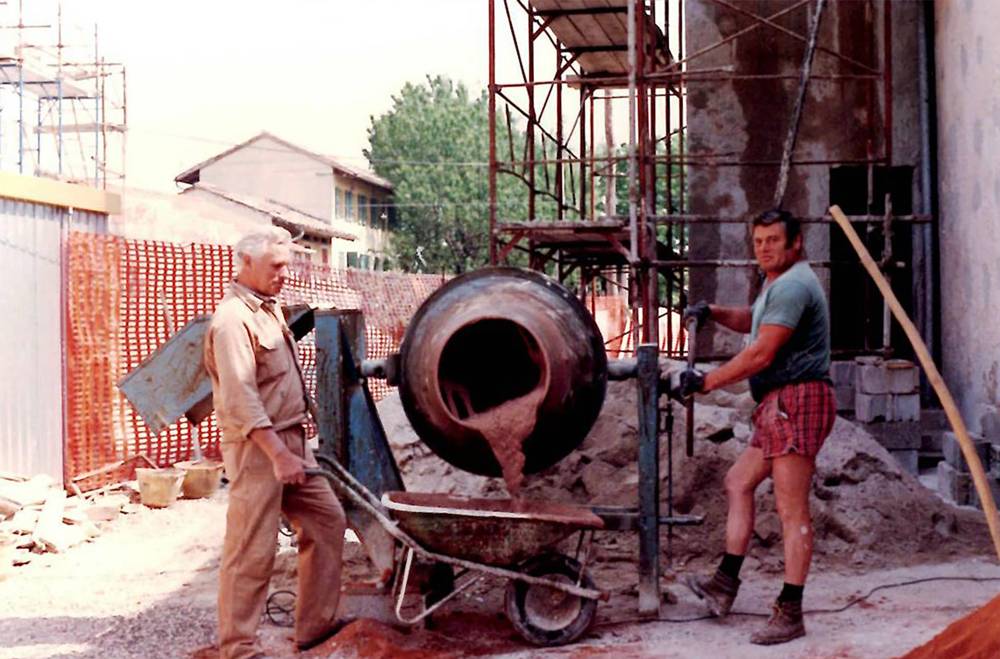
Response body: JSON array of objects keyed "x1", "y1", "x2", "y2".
[{"x1": 668, "y1": 209, "x2": 836, "y2": 647}]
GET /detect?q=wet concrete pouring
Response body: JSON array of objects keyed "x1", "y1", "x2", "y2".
[
  {"x1": 4, "y1": 377, "x2": 1000, "y2": 657},
  {"x1": 457, "y1": 386, "x2": 547, "y2": 497}
]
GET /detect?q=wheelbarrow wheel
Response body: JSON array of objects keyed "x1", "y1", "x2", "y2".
[{"x1": 504, "y1": 553, "x2": 597, "y2": 646}]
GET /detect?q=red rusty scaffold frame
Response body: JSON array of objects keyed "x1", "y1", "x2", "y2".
[{"x1": 487, "y1": 0, "x2": 911, "y2": 359}]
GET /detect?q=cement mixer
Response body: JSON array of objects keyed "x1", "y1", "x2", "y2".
[{"x1": 397, "y1": 267, "x2": 608, "y2": 487}]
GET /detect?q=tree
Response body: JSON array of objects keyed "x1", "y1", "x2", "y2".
[{"x1": 366, "y1": 76, "x2": 521, "y2": 274}]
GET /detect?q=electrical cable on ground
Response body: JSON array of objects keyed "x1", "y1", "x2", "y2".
[
  {"x1": 594, "y1": 574, "x2": 1000, "y2": 628},
  {"x1": 263, "y1": 574, "x2": 1000, "y2": 629}
]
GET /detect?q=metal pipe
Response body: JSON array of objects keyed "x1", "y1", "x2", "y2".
[
  {"x1": 772, "y1": 0, "x2": 827, "y2": 209},
  {"x1": 916, "y1": 0, "x2": 939, "y2": 373},
  {"x1": 636, "y1": 342, "x2": 660, "y2": 615},
  {"x1": 883, "y1": 0, "x2": 892, "y2": 167},
  {"x1": 488, "y1": 0, "x2": 498, "y2": 264},
  {"x1": 627, "y1": 0, "x2": 638, "y2": 264},
  {"x1": 527, "y1": 3, "x2": 536, "y2": 224},
  {"x1": 556, "y1": 42, "x2": 564, "y2": 220}
]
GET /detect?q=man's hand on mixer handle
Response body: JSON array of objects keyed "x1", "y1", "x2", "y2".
[
  {"x1": 666, "y1": 368, "x2": 706, "y2": 401},
  {"x1": 683, "y1": 301, "x2": 712, "y2": 329}
]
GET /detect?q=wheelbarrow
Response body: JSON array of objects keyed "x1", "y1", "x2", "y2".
[{"x1": 306, "y1": 458, "x2": 608, "y2": 647}]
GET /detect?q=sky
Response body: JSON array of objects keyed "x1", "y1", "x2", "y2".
[
  {"x1": 9, "y1": 1, "x2": 678, "y2": 194},
  {"x1": 46, "y1": 1, "x2": 499, "y2": 192}
]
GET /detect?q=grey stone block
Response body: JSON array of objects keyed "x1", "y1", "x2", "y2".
[
  {"x1": 855, "y1": 360, "x2": 889, "y2": 395},
  {"x1": 834, "y1": 386, "x2": 854, "y2": 412},
  {"x1": 941, "y1": 431, "x2": 989, "y2": 472},
  {"x1": 971, "y1": 471, "x2": 1000, "y2": 511},
  {"x1": 937, "y1": 461, "x2": 972, "y2": 505},
  {"x1": 921, "y1": 430, "x2": 945, "y2": 453},
  {"x1": 885, "y1": 359, "x2": 919, "y2": 394},
  {"x1": 855, "y1": 392, "x2": 888, "y2": 423},
  {"x1": 920, "y1": 408, "x2": 951, "y2": 431},
  {"x1": 888, "y1": 393, "x2": 920, "y2": 422},
  {"x1": 890, "y1": 449, "x2": 919, "y2": 475},
  {"x1": 981, "y1": 410, "x2": 1000, "y2": 442},
  {"x1": 866, "y1": 421, "x2": 922, "y2": 450},
  {"x1": 830, "y1": 361, "x2": 856, "y2": 388}
]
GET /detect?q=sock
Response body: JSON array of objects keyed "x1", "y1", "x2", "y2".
[
  {"x1": 778, "y1": 582, "x2": 804, "y2": 603},
  {"x1": 717, "y1": 553, "x2": 745, "y2": 580}
]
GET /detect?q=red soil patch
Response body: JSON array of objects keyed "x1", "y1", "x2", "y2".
[{"x1": 898, "y1": 592, "x2": 1000, "y2": 659}]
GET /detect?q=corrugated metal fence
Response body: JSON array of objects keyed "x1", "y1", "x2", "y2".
[{"x1": 0, "y1": 199, "x2": 105, "y2": 481}]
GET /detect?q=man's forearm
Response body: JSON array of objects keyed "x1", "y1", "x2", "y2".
[
  {"x1": 703, "y1": 342, "x2": 772, "y2": 392},
  {"x1": 709, "y1": 304, "x2": 753, "y2": 334},
  {"x1": 248, "y1": 426, "x2": 292, "y2": 462}
]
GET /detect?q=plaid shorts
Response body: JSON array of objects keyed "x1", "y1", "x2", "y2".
[{"x1": 750, "y1": 380, "x2": 836, "y2": 459}]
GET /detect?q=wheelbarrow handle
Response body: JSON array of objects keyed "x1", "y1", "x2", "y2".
[{"x1": 304, "y1": 465, "x2": 404, "y2": 542}]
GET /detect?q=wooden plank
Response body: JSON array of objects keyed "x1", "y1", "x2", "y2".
[{"x1": 829, "y1": 204, "x2": 1000, "y2": 561}]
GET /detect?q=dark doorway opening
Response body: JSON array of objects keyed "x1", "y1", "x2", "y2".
[{"x1": 829, "y1": 166, "x2": 915, "y2": 357}]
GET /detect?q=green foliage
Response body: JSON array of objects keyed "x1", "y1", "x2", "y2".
[{"x1": 366, "y1": 76, "x2": 529, "y2": 274}]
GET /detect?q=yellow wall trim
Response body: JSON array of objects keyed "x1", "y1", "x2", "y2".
[{"x1": 0, "y1": 171, "x2": 121, "y2": 215}]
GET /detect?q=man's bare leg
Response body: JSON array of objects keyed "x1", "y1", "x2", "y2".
[
  {"x1": 750, "y1": 452, "x2": 815, "y2": 645},
  {"x1": 685, "y1": 446, "x2": 770, "y2": 616},
  {"x1": 771, "y1": 453, "x2": 816, "y2": 584},
  {"x1": 724, "y1": 446, "x2": 772, "y2": 555}
]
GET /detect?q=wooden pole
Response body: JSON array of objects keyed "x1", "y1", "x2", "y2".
[{"x1": 829, "y1": 204, "x2": 1000, "y2": 561}]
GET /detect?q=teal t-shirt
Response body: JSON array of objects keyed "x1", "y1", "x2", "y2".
[{"x1": 748, "y1": 261, "x2": 831, "y2": 401}]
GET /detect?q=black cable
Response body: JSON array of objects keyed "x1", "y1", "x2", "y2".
[
  {"x1": 594, "y1": 574, "x2": 1000, "y2": 628},
  {"x1": 265, "y1": 590, "x2": 296, "y2": 628}
]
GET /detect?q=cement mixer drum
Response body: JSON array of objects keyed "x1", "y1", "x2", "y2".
[{"x1": 398, "y1": 267, "x2": 608, "y2": 477}]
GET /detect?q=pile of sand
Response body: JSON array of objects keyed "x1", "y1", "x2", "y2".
[
  {"x1": 376, "y1": 373, "x2": 991, "y2": 570},
  {"x1": 900, "y1": 592, "x2": 1000, "y2": 658}
]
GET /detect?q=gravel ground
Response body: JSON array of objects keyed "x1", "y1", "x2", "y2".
[{"x1": 2, "y1": 489, "x2": 999, "y2": 658}]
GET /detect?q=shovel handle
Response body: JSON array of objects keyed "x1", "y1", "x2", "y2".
[{"x1": 685, "y1": 316, "x2": 698, "y2": 457}]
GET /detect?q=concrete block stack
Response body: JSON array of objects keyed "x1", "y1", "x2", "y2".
[
  {"x1": 969, "y1": 410, "x2": 1000, "y2": 511},
  {"x1": 937, "y1": 430, "x2": 998, "y2": 508},
  {"x1": 830, "y1": 360, "x2": 856, "y2": 413},
  {"x1": 848, "y1": 358, "x2": 922, "y2": 473}
]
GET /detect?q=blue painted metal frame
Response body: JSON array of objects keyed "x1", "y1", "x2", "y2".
[
  {"x1": 313, "y1": 309, "x2": 403, "y2": 500},
  {"x1": 636, "y1": 343, "x2": 661, "y2": 615}
]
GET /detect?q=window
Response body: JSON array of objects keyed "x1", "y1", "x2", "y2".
[
  {"x1": 345, "y1": 191, "x2": 354, "y2": 221},
  {"x1": 335, "y1": 188, "x2": 344, "y2": 219},
  {"x1": 321, "y1": 248, "x2": 329, "y2": 265},
  {"x1": 346, "y1": 252, "x2": 358, "y2": 268},
  {"x1": 359, "y1": 195, "x2": 368, "y2": 227}
]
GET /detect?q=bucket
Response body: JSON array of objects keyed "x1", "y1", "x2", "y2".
[
  {"x1": 135, "y1": 468, "x2": 185, "y2": 508},
  {"x1": 174, "y1": 460, "x2": 224, "y2": 499}
]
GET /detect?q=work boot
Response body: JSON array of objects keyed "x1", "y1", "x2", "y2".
[
  {"x1": 683, "y1": 570, "x2": 740, "y2": 617},
  {"x1": 750, "y1": 599, "x2": 806, "y2": 645}
]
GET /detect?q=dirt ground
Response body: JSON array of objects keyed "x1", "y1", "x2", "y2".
[{"x1": 1, "y1": 489, "x2": 999, "y2": 659}]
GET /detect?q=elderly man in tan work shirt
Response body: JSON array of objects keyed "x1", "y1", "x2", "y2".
[{"x1": 204, "y1": 226, "x2": 347, "y2": 659}]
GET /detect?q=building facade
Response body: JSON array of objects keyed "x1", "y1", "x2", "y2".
[{"x1": 174, "y1": 132, "x2": 394, "y2": 269}]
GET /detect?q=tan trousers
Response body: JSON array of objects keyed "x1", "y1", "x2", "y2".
[{"x1": 218, "y1": 427, "x2": 346, "y2": 659}]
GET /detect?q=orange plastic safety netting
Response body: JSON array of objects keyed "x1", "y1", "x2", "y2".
[{"x1": 64, "y1": 233, "x2": 445, "y2": 488}]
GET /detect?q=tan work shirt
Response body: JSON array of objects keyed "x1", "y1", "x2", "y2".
[{"x1": 205, "y1": 282, "x2": 310, "y2": 442}]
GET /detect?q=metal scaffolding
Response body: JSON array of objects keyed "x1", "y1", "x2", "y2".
[
  {"x1": 0, "y1": 0, "x2": 126, "y2": 188},
  {"x1": 487, "y1": 0, "x2": 928, "y2": 360}
]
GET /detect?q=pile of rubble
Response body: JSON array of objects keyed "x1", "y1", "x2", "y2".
[
  {"x1": 377, "y1": 369, "x2": 992, "y2": 570},
  {"x1": 0, "y1": 473, "x2": 139, "y2": 573}
]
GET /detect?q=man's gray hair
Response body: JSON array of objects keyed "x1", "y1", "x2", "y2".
[{"x1": 233, "y1": 225, "x2": 292, "y2": 274}]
